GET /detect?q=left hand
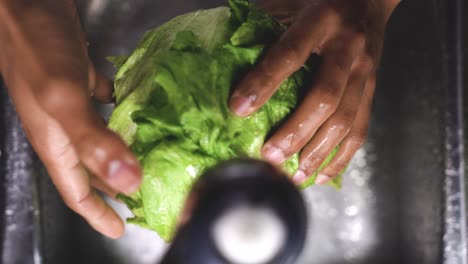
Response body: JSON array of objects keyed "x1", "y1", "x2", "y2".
[
  {"x1": 229, "y1": 0, "x2": 399, "y2": 185},
  {"x1": 0, "y1": 0, "x2": 142, "y2": 238}
]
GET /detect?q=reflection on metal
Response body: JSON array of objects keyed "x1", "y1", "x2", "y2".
[
  {"x1": 440, "y1": 0, "x2": 467, "y2": 263},
  {"x1": 297, "y1": 147, "x2": 377, "y2": 264},
  {"x1": 0, "y1": 88, "x2": 37, "y2": 264}
]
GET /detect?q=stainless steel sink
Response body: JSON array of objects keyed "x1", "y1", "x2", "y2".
[{"x1": 1, "y1": 0, "x2": 466, "y2": 263}]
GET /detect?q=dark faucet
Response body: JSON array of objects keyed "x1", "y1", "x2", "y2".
[{"x1": 161, "y1": 159, "x2": 307, "y2": 264}]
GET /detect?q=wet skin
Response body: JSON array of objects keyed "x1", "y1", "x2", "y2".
[
  {"x1": 230, "y1": 0, "x2": 399, "y2": 185},
  {"x1": 0, "y1": 0, "x2": 399, "y2": 238}
]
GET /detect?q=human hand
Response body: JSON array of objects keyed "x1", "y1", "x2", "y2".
[
  {"x1": 0, "y1": 0, "x2": 141, "y2": 238},
  {"x1": 230, "y1": 0, "x2": 399, "y2": 185}
]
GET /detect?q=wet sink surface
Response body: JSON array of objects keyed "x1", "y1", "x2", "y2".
[{"x1": 0, "y1": 0, "x2": 464, "y2": 264}]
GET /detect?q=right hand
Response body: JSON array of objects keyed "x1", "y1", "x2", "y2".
[
  {"x1": 0, "y1": 0, "x2": 142, "y2": 238},
  {"x1": 230, "y1": 0, "x2": 398, "y2": 185}
]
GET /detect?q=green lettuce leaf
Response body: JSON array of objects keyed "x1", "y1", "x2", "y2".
[{"x1": 108, "y1": 0, "x2": 344, "y2": 242}]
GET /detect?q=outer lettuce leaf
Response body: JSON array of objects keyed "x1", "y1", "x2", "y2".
[
  {"x1": 108, "y1": 0, "x2": 344, "y2": 242},
  {"x1": 108, "y1": 7, "x2": 233, "y2": 144}
]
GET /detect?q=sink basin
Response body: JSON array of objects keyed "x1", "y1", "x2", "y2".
[{"x1": 0, "y1": 0, "x2": 466, "y2": 263}]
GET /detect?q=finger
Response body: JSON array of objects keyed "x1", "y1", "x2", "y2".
[
  {"x1": 35, "y1": 128, "x2": 125, "y2": 239},
  {"x1": 94, "y1": 73, "x2": 114, "y2": 103},
  {"x1": 261, "y1": 33, "x2": 365, "y2": 165},
  {"x1": 88, "y1": 61, "x2": 114, "y2": 103},
  {"x1": 90, "y1": 176, "x2": 119, "y2": 199},
  {"x1": 317, "y1": 76, "x2": 376, "y2": 184},
  {"x1": 48, "y1": 163, "x2": 124, "y2": 239},
  {"x1": 18, "y1": 92, "x2": 124, "y2": 238},
  {"x1": 229, "y1": 6, "x2": 342, "y2": 117},
  {"x1": 293, "y1": 56, "x2": 373, "y2": 184},
  {"x1": 34, "y1": 79, "x2": 141, "y2": 195}
]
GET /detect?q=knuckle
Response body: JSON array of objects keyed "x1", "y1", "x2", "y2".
[
  {"x1": 65, "y1": 190, "x2": 108, "y2": 223},
  {"x1": 49, "y1": 147, "x2": 80, "y2": 173},
  {"x1": 330, "y1": 33, "x2": 366, "y2": 73},
  {"x1": 36, "y1": 78, "x2": 85, "y2": 112},
  {"x1": 330, "y1": 160, "x2": 349, "y2": 172},
  {"x1": 301, "y1": 152, "x2": 324, "y2": 170},
  {"x1": 355, "y1": 56, "x2": 375, "y2": 75},
  {"x1": 334, "y1": 109, "x2": 357, "y2": 128},
  {"x1": 280, "y1": 143, "x2": 302, "y2": 159},
  {"x1": 362, "y1": 55, "x2": 375, "y2": 70},
  {"x1": 276, "y1": 37, "x2": 304, "y2": 70},
  {"x1": 351, "y1": 32, "x2": 366, "y2": 51},
  {"x1": 310, "y1": 151, "x2": 327, "y2": 163},
  {"x1": 318, "y1": 87, "x2": 342, "y2": 111},
  {"x1": 75, "y1": 132, "x2": 96, "y2": 156},
  {"x1": 321, "y1": 6, "x2": 341, "y2": 24},
  {"x1": 331, "y1": 52, "x2": 353, "y2": 73},
  {"x1": 330, "y1": 118, "x2": 353, "y2": 134},
  {"x1": 273, "y1": 132, "x2": 307, "y2": 159},
  {"x1": 321, "y1": 78, "x2": 343, "y2": 97},
  {"x1": 92, "y1": 205, "x2": 109, "y2": 223},
  {"x1": 64, "y1": 189, "x2": 93, "y2": 213},
  {"x1": 76, "y1": 132, "x2": 112, "y2": 169},
  {"x1": 349, "y1": 132, "x2": 367, "y2": 147},
  {"x1": 253, "y1": 65, "x2": 276, "y2": 91}
]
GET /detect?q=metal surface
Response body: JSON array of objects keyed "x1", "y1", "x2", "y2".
[
  {"x1": 0, "y1": 88, "x2": 39, "y2": 264},
  {"x1": 0, "y1": 0, "x2": 466, "y2": 263},
  {"x1": 439, "y1": 0, "x2": 467, "y2": 263}
]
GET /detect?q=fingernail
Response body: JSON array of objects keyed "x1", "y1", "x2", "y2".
[
  {"x1": 108, "y1": 160, "x2": 142, "y2": 194},
  {"x1": 315, "y1": 173, "x2": 330, "y2": 185},
  {"x1": 293, "y1": 170, "x2": 307, "y2": 185},
  {"x1": 262, "y1": 145, "x2": 286, "y2": 165},
  {"x1": 230, "y1": 95, "x2": 253, "y2": 117}
]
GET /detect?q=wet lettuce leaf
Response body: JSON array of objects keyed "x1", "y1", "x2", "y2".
[{"x1": 109, "y1": 0, "x2": 344, "y2": 242}]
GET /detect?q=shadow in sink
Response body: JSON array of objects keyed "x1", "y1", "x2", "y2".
[{"x1": 0, "y1": 0, "x2": 461, "y2": 263}]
